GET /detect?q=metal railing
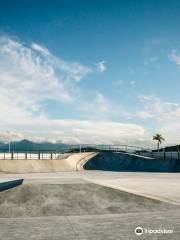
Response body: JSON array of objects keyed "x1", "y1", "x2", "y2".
[
  {"x1": 142, "y1": 151, "x2": 180, "y2": 160},
  {"x1": 0, "y1": 144, "x2": 151, "y2": 160},
  {"x1": 0, "y1": 144, "x2": 179, "y2": 160},
  {"x1": 0, "y1": 151, "x2": 70, "y2": 160},
  {"x1": 58, "y1": 144, "x2": 150, "y2": 153}
]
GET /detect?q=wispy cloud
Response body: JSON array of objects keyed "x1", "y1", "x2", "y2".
[
  {"x1": 94, "y1": 92, "x2": 110, "y2": 113},
  {"x1": 0, "y1": 35, "x2": 92, "y2": 116},
  {"x1": 96, "y1": 61, "x2": 107, "y2": 72},
  {"x1": 31, "y1": 43, "x2": 50, "y2": 55},
  {"x1": 132, "y1": 95, "x2": 180, "y2": 145},
  {"x1": 135, "y1": 111, "x2": 153, "y2": 119},
  {"x1": 169, "y1": 49, "x2": 180, "y2": 66},
  {"x1": 0, "y1": 35, "x2": 148, "y2": 145},
  {"x1": 77, "y1": 92, "x2": 112, "y2": 118},
  {"x1": 0, "y1": 35, "x2": 93, "y2": 133},
  {"x1": 0, "y1": 118, "x2": 145, "y2": 144},
  {"x1": 144, "y1": 55, "x2": 159, "y2": 65},
  {"x1": 137, "y1": 95, "x2": 180, "y2": 121}
]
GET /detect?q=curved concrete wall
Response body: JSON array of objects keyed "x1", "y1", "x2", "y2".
[
  {"x1": 1, "y1": 151, "x2": 179, "y2": 173},
  {"x1": 83, "y1": 152, "x2": 180, "y2": 172},
  {"x1": 0, "y1": 152, "x2": 97, "y2": 173}
]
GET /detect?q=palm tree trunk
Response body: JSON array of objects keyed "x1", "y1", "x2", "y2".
[{"x1": 157, "y1": 141, "x2": 159, "y2": 152}]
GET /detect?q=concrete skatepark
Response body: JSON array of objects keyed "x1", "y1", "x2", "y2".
[
  {"x1": 0, "y1": 151, "x2": 180, "y2": 239},
  {"x1": 0, "y1": 151, "x2": 180, "y2": 173}
]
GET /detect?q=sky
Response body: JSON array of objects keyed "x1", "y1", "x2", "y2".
[{"x1": 0, "y1": 0, "x2": 180, "y2": 147}]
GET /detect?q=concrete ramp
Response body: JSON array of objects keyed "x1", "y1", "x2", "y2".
[
  {"x1": 83, "y1": 152, "x2": 180, "y2": 172},
  {"x1": 0, "y1": 152, "x2": 97, "y2": 173},
  {"x1": 0, "y1": 151, "x2": 180, "y2": 173}
]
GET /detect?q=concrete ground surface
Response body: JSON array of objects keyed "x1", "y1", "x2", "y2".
[
  {"x1": 0, "y1": 171, "x2": 180, "y2": 239},
  {"x1": 85, "y1": 172, "x2": 180, "y2": 205}
]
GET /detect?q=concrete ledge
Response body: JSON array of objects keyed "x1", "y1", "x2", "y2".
[{"x1": 0, "y1": 179, "x2": 23, "y2": 192}]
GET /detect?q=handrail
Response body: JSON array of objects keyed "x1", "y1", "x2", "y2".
[
  {"x1": 57, "y1": 144, "x2": 153, "y2": 154},
  {"x1": 0, "y1": 144, "x2": 179, "y2": 160}
]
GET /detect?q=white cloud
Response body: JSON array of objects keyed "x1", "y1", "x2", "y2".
[
  {"x1": 77, "y1": 92, "x2": 112, "y2": 118},
  {"x1": 135, "y1": 95, "x2": 180, "y2": 145},
  {"x1": 136, "y1": 111, "x2": 154, "y2": 119},
  {"x1": 169, "y1": 49, "x2": 180, "y2": 66},
  {"x1": 1, "y1": 36, "x2": 179, "y2": 147},
  {"x1": 96, "y1": 61, "x2": 107, "y2": 72},
  {"x1": 31, "y1": 43, "x2": 50, "y2": 55},
  {"x1": 0, "y1": 36, "x2": 92, "y2": 116},
  {"x1": 0, "y1": 131, "x2": 24, "y2": 143},
  {"x1": 78, "y1": 91, "x2": 131, "y2": 120},
  {"x1": 160, "y1": 122, "x2": 180, "y2": 145},
  {"x1": 0, "y1": 35, "x2": 149, "y2": 145},
  {"x1": 95, "y1": 92, "x2": 110, "y2": 113},
  {"x1": 0, "y1": 118, "x2": 145, "y2": 144},
  {"x1": 138, "y1": 95, "x2": 180, "y2": 122}
]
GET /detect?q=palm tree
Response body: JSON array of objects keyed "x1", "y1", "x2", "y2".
[{"x1": 153, "y1": 133, "x2": 165, "y2": 151}]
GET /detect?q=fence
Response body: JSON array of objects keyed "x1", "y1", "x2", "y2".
[
  {"x1": 60, "y1": 144, "x2": 148, "y2": 153},
  {"x1": 0, "y1": 144, "x2": 179, "y2": 160},
  {"x1": 142, "y1": 151, "x2": 180, "y2": 160},
  {"x1": 0, "y1": 144, "x2": 150, "y2": 160},
  {"x1": 0, "y1": 151, "x2": 70, "y2": 160}
]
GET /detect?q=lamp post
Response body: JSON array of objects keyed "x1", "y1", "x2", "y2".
[
  {"x1": 7, "y1": 131, "x2": 11, "y2": 154},
  {"x1": 8, "y1": 138, "x2": 11, "y2": 153}
]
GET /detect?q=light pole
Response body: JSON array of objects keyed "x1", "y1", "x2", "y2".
[
  {"x1": 8, "y1": 139, "x2": 11, "y2": 153},
  {"x1": 7, "y1": 131, "x2": 11, "y2": 154}
]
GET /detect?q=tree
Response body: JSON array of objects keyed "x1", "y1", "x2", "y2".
[{"x1": 153, "y1": 134, "x2": 165, "y2": 151}]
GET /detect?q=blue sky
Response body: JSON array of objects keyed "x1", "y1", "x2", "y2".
[{"x1": 0, "y1": 0, "x2": 180, "y2": 146}]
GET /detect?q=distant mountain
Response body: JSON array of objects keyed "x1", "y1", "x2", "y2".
[
  {"x1": 162, "y1": 145, "x2": 180, "y2": 152},
  {"x1": 152, "y1": 145, "x2": 180, "y2": 152},
  {"x1": 0, "y1": 139, "x2": 179, "y2": 153},
  {"x1": 0, "y1": 139, "x2": 67, "y2": 152}
]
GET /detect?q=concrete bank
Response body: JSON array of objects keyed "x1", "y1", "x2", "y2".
[
  {"x1": 0, "y1": 152, "x2": 97, "y2": 173},
  {"x1": 0, "y1": 151, "x2": 180, "y2": 173},
  {"x1": 84, "y1": 152, "x2": 180, "y2": 172}
]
